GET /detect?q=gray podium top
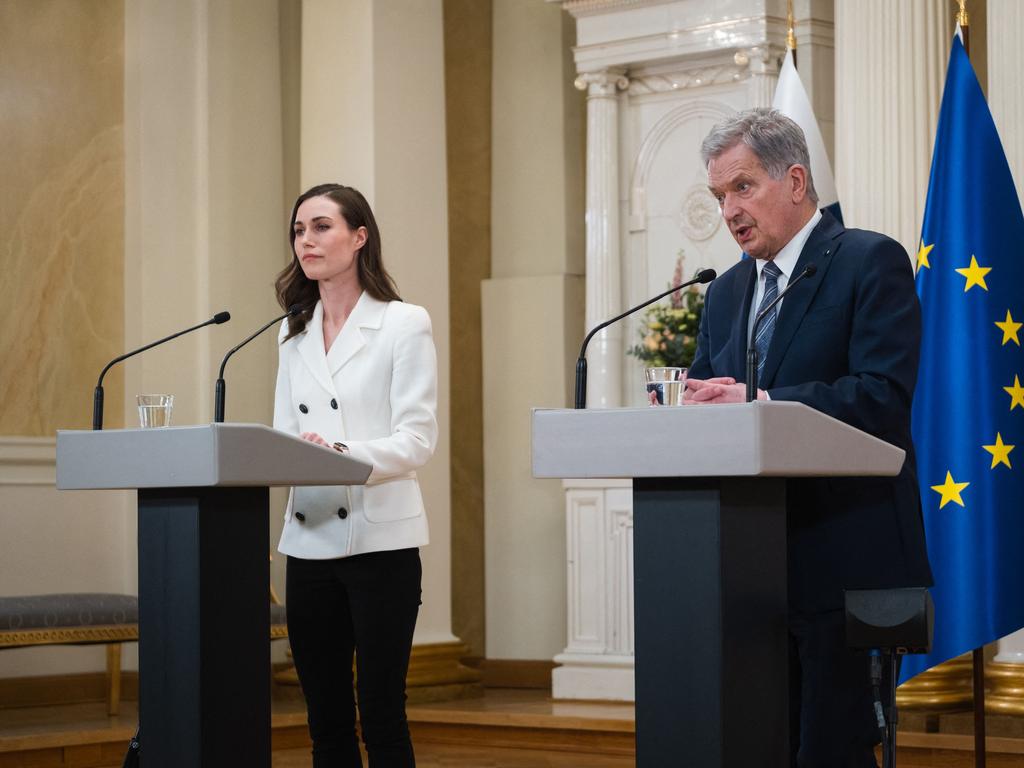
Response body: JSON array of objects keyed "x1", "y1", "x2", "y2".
[
  {"x1": 56, "y1": 423, "x2": 372, "y2": 490},
  {"x1": 532, "y1": 401, "x2": 905, "y2": 479}
]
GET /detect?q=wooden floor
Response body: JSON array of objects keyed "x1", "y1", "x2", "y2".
[{"x1": 3, "y1": 689, "x2": 1024, "y2": 767}]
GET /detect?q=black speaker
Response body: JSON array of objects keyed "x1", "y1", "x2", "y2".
[{"x1": 844, "y1": 587, "x2": 934, "y2": 653}]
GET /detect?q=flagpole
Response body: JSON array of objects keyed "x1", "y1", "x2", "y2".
[
  {"x1": 786, "y1": 0, "x2": 797, "y2": 69},
  {"x1": 957, "y1": 5, "x2": 986, "y2": 766}
]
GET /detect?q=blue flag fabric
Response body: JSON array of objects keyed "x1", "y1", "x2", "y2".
[{"x1": 901, "y1": 36, "x2": 1024, "y2": 682}]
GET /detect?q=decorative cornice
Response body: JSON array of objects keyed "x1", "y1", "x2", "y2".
[
  {"x1": 0, "y1": 436, "x2": 56, "y2": 486},
  {"x1": 628, "y1": 63, "x2": 746, "y2": 95},
  {"x1": 559, "y1": 0, "x2": 663, "y2": 19}
]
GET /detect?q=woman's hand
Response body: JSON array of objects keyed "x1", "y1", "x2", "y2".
[{"x1": 300, "y1": 431, "x2": 330, "y2": 447}]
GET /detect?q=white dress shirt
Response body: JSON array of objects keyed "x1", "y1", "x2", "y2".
[{"x1": 746, "y1": 209, "x2": 822, "y2": 345}]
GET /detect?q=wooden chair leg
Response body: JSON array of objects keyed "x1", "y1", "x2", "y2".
[{"x1": 106, "y1": 643, "x2": 122, "y2": 716}]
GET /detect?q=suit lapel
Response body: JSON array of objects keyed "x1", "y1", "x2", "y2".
[
  {"x1": 729, "y1": 259, "x2": 758, "y2": 377},
  {"x1": 325, "y1": 292, "x2": 387, "y2": 377},
  {"x1": 760, "y1": 212, "x2": 843, "y2": 387},
  {"x1": 297, "y1": 302, "x2": 336, "y2": 394}
]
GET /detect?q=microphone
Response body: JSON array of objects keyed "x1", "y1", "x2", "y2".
[
  {"x1": 745, "y1": 263, "x2": 817, "y2": 402},
  {"x1": 92, "y1": 311, "x2": 231, "y2": 430},
  {"x1": 214, "y1": 305, "x2": 301, "y2": 423},
  {"x1": 574, "y1": 268, "x2": 716, "y2": 409}
]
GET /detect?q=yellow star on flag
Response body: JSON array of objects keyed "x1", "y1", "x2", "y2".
[
  {"x1": 1006, "y1": 375, "x2": 1024, "y2": 411},
  {"x1": 931, "y1": 471, "x2": 970, "y2": 509},
  {"x1": 916, "y1": 241, "x2": 934, "y2": 271},
  {"x1": 955, "y1": 255, "x2": 992, "y2": 292},
  {"x1": 983, "y1": 433, "x2": 1015, "y2": 469},
  {"x1": 996, "y1": 310, "x2": 1023, "y2": 346}
]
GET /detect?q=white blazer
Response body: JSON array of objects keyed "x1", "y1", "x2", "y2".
[{"x1": 273, "y1": 293, "x2": 438, "y2": 559}]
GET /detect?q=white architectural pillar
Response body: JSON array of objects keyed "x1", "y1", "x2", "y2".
[
  {"x1": 989, "y1": 0, "x2": 1024, "y2": 202},
  {"x1": 301, "y1": 0, "x2": 475, "y2": 689},
  {"x1": 834, "y1": 0, "x2": 949, "y2": 256},
  {"x1": 576, "y1": 70, "x2": 628, "y2": 409},
  {"x1": 483, "y1": 0, "x2": 585, "y2": 664}
]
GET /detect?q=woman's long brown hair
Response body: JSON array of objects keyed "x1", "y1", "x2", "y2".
[{"x1": 275, "y1": 183, "x2": 401, "y2": 341}]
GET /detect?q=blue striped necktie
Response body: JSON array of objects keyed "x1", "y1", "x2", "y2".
[{"x1": 754, "y1": 261, "x2": 782, "y2": 378}]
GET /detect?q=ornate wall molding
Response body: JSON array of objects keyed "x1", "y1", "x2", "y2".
[
  {"x1": 677, "y1": 183, "x2": 722, "y2": 242},
  {"x1": 553, "y1": 481, "x2": 635, "y2": 700},
  {"x1": 0, "y1": 437, "x2": 56, "y2": 486},
  {"x1": 627, "y1": 99, "x2": 734, "y2": 228},
  {"x1": 627, "y1": 64, "x2": 746, "y2": 95},
  {"x1": 560, "y1": 0, "x2": 649, "y2": 18}
]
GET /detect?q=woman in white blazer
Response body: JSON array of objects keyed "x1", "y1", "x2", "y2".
[{"x1": 273, "y1": 183, "x2": 437, "y2": 767}]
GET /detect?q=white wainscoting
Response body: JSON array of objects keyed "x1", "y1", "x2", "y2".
[{"x1": 553, "y1": 479, "x2": 635, "y2": 701}]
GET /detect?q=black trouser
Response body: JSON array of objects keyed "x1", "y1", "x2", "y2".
[
  {"x1": 286, "y1": 548, "x2": 421, "y2": 768},
  {"x1": 789, "y1": 609, "x2": 890, "y2": 768}
]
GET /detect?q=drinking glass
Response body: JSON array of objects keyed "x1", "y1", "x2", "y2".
[
  {"x1": 644, "y1": 367, "x2": 687, "y2": 406},
  {"x1": 137, "y1": 394, "x2": 174, "y2": 427}
]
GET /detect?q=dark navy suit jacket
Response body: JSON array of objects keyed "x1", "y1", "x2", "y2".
[{"x1": 690, "y1": 211, "x2": 933, "y2": 612}]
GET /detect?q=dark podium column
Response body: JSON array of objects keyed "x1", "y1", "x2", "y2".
[
  {"x1": 633, "y1": 476, "x2": 788, "y2": 767},
  {"x1": 138, "y1": 486, "x2": 270, "y2": 767}
]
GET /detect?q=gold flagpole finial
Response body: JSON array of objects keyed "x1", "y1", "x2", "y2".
[
  {"x1": 955, "y1": 0, "x2": 969, "y2": 28},
  {"x1": 787, "y1": 0, "x2": 797, "y2": 51},
  {"x1": 955, "y1": 0, "x2": 970, "y2": 58}
]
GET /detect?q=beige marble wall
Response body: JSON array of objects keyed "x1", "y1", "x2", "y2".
[
  {"x1": 0, "y1": 0, "x2": 132, "y2": 679},
  {"x1": 0, "y1": 0, "x2": 125, "y2": 435}
]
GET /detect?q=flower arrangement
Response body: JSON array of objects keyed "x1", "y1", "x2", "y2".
[{"x1": 627, "y1": 251, "x2": 706, "y2": 369}]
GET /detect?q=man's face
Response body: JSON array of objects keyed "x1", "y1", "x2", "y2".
[{"x1": 706, "y1": 142, "x2": 807, "y2": 261}]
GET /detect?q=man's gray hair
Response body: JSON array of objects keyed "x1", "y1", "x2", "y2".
[{"x1": 700, "y1": 107, "x2": 819, "y2": 203}]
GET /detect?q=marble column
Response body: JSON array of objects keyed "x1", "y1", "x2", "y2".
[
  {"x1": 985, "y1": 0, "x2": 1024, "y2": 716},
  {"x1": 576, "y1": 70, "x2": 628, "y2": 409},
  {"x1": 834, "y1": 0, "x2": 949, "y2": 259}
]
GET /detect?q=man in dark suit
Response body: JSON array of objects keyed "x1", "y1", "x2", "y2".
[{"x1": 686, "y1": 108, "x2": 933, "y2": 767}]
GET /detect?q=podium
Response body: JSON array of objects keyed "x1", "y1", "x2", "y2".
[
  {"x1": 532, "y1": 402, "x2": 905, "y2": 767},
  {"x1": 56, "y1": 423, "x2": 371, "y2": 768}
]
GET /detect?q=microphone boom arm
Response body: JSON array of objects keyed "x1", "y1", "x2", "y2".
[
  {"x1": 92, "y1": 311, "x2": 230, "y2": 430},
  {"x1": 214, "y1": 307, "x2": 299, "y2": 423},
  {"x1": 575, "y1": 269, "x2": 716, "y2": 409}
]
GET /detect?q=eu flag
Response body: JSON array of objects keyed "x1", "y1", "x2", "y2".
[{"x1": 901, "y1": 35, "x2": 1024, "y2": 682}]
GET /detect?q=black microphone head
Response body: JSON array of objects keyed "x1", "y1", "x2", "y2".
[
  {"x1": 213, "y1": 311, "x2": 231, "y2": 324},
  {"x1": 287, "y1": 304, "x2": 303, "y2": 316},
  {"x1": 698, "y1": 268, "x2": 717, "y2": 284},
  {"x1": 803, "y1": 264, "x2": 818, "y2": 278}
]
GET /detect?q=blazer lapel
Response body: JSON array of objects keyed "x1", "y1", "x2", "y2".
[
  {"x1": 760, "y1": 212, "x2": 843, "y2": 387},
  {"x1": 297, "y1": 302, "x2": 336, "y2": 394},
  {"x1": 729, "y1": 259, "x2": 758, "y2": 377},
  {"x1": 325, "y1": 292, "x2": 388, "y2": 377}
]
